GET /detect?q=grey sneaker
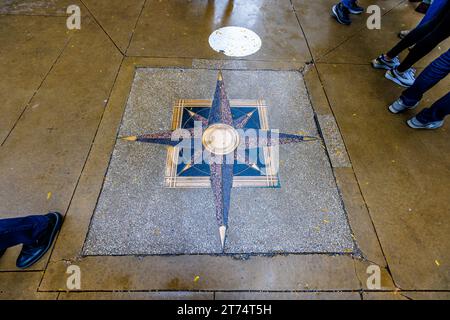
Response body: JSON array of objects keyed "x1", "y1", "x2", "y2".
[
  {"x1": 388, "y1": 98, "x2": 419, "y2": 114},
  {"x1": 407, "y1": 116, "x2": 444, "y2": 129},
  {"x1": 385, "y1": 68, "x2": 415, "y2": 87},
  {"x1": 372, "y1": 54, "x2": 400, "y2": 70}
]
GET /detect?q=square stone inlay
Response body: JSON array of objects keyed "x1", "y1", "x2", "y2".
[
  {"x1": 83, "y1": 68, "x2": 355, "y2": 255},
  {"x1": 165, "y1": 99, "x2": 279, "y2": 188}
]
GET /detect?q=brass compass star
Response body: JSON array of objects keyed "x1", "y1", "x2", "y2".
[{"x1": 122, "y1": 71, "x2": 317, "y2": 250}]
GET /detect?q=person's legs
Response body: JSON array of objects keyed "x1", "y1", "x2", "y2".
[
  {"x1": 397, "y1": 14, "x2": 450, "y2": 72},
  {"x1": 332, "y1": 0, "x2": 363, "y2": 25},
  {"x1": 383, "y1": 10, "x2": 450, "y2": 87},
  {"x1": 15, "y1": 212, "x2": 62, "y2": 269},
  {"x1": 417, "y1": 0, "x2": 448, "y2": 27},
  {"x1": 0, "y1": 215, "x2": 49, "y2": 251},
  {"x1": 332, "y1": 1, "x2": 352, "y2": 25},
  {"x1": 386, "y1": 17, "x2": 441, "y2": 59},
  {"x1": 416, "y1": 0, "x2": 432, "y2": 14},
  {"x1": 341, "y1": 0, "x2": 364, "y2": 14},
  {"x1": 415, "y1": 91, "x2": 450, "y2": 123},
  {"x1": 401, "y1": 49, "x2": 450, "y2": 105},
  {"x1": 388, "y1": 49, "x2": 449, "y2": 113},
  {"x1": 341, "y1": 0, "x2": 356, "y2": 8},
  {"x1": 375, "y1": 14, "x2": 440, "y2": 71}
]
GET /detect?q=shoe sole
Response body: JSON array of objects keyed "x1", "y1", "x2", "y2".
[
  {"x1": 407, "y1": 119, "x2": 443, "y2": 129},
  {"x1": 388, "y1": 103, "x2": 417, "y2": 114},
  {"x1": 385, "y1": 71, "x2": 411, "y2": 88},
  {"x1": 17, "y1": 212, "x2": 63, "y2": 269},
  {"x1": 348, "y1": 9, "x2": 364, "y2": 14},
  {"x1": 372, "y1": 59, "x2": 392, "y2": 70},
  {"x1": 331, "y1": 5, "x2": 351, "y2": 25}
]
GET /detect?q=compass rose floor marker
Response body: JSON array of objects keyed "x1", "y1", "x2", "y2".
[
  {"x1": 121, "y1": 71, "x2": 316, "y2": 250},
  {"x1": 83, "y1": 68, "x2": 355, "y2": 255}
]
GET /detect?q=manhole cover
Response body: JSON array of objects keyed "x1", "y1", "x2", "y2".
[{"x1": 209, "y1": 26, "x2": 262, "y2": 57}]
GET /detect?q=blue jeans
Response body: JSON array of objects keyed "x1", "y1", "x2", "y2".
[
  {"x1": 0, "y1": 215, "x2": 49, "y2": 250},
  {"x1": 417, "y1": 0, "x2": 448, "y2": 28},
  {"x1": 341, "y1": 0, "x2": 356, "y2": 8},
  {"x1": 401, "y1": 49, "x2": 450, "y2": 122}
]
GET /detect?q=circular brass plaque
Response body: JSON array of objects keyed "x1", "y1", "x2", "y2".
[{"x1": 202, "y1": 123, "x2": 240, "y2": 155}]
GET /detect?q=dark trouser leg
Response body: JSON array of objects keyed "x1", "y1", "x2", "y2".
[
  {"x1": 341, "y1": 0, "x2": 356, "y2": 8},
  {"x1": 386, "y1": 13, "x2": 442, "y2": 58},
  {"x1": 397, "y1": 14, "x2": 450, "y2": 72},
  {"x1": 0, "y1": 215, "x2": 49, "y2": 250},
  {"x1": 417, "y1": 0, "x2": 449, "y2": 28},
  {"x1": 401, "y1": 49, "x2": 450, "y2": 106},
  {"x1": 416, "y1": 92, "x2": 450, "y2": 122}
]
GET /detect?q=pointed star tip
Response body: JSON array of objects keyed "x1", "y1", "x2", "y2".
[
  {"x1": 217, "y1": 70, "x2": 223, "y2": 81},
  {"x1": 219, "y1": 225, "x2": 226, "y2": 249},
  {"x1": 121, "y1": 136, "x2": 137, "y2": 141}
]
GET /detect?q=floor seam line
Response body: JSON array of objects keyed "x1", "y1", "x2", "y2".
[
  {"x1": 313, "y1": 64, "x2": 391, "y2": 265},
  {"x1": 0, "y1": 13, "x2": 66, "y2": 17},
  {"x1": 289, "y1": 0, "x2": 315, "y2": 63},
  {"x1": 124, "y1": 0, "x2": 148, "y2": 55},
  {"x1": 124, "y1": 55, "x2": 309, "y2": 64},
  {"x1": 0, "y1": 35, "x2": 72, "y2": 147},
  {"x1": 316, "y1": 0, "x2": 407, "y2": 62},
  {"x1": 352, "y1": 257, "x2": 365, "y2": 292},
  {"x1": 292, "y1": 0, "x2": 368, "y2": 266},
  {"x1": 78, "y1": 0, "x2": 125, "y2": 56},
  {"x1": 37, "y1": 55, "x2": 126, "y2": 292}
]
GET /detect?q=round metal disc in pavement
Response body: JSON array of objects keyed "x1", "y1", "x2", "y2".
[
  {"x1": 208, "y1": 26, "x2": 262, "y2": 57},
  {"x1": 202, "y1": 123, "x2": 240, "y2": 155}
]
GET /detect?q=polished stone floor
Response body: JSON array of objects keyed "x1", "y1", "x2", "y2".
[{"x1": 0, "y1": 0, "x2": 449, "y2": 300}]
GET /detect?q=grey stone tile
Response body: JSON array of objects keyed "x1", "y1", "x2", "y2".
[
  {"x1": 317, "y1": 114, "x2": 351, "y2": 168},
  {"x1": 83, "y1": 68, "x2": 354, "y2": 255}
]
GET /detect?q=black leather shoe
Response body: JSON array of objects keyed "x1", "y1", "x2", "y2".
[
  {"x1": 16, "y1": 212, "x2": 62, "y2": 269},
  {"x1": 0, "y1": 249, "x2": 6, "y2": 258},
  {"x1": 415, "y1": 2, "x2": 429, "y2": 14}
]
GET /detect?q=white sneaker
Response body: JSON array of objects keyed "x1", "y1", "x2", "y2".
[
  {"x1": 407, "y1": 116, "x2": 444, "y2": 130},
  {"x1": 385, "y1": 68, "x2": 416, "y2": 87},
  {"x1": 388, "y1": 98, "x2": 419, "y2": 114}
]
